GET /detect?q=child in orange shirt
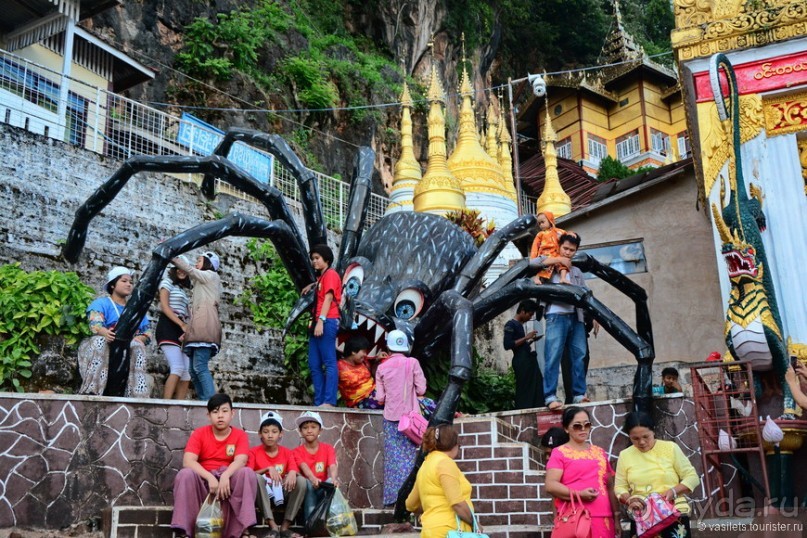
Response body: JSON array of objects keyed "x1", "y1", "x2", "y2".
[
  {"x1": 529, "y1": 211, "x2": 570, "y2": 284},
  {"x1": 248, "y1": 411, "x2": 306, "y2": 538}
]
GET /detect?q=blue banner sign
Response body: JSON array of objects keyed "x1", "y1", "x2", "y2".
[{"x1": 177, "y1": 113, "x2": 273, "y2": 184}]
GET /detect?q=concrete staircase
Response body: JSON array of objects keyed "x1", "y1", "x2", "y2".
[{"x1": 105, "y1": 416, "x2": 554, "y2": 538}]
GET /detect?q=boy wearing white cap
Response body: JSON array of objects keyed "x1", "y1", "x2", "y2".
[
  {"x1": 248, "y1": 411, "x2": 306, "y2": 538},
  {"x1": 291, "y1": 411, "x2": 338, "y2": 519}
]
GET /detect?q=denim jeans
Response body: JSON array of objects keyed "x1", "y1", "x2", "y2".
[
  {"x1": 543, "y1": 313, "x2": 588, "y2": 403},
  {"x1": 309, "y1": 318, "x2": 339, "y2": 405},
  {"x1": 187, "y1": 346, "x2": 216, "y2": 401}
]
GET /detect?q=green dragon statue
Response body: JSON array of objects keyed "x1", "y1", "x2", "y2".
[{"x1": 709, "y1": 53, "x2": 794, "y2": 416}]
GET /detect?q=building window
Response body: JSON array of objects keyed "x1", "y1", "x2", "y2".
[
  {"x1": 557, "y1": 136, "x2": 572, "y2": 159},
  {"x1": 616, "y1": 130, "x2": 641, "y2": 160},
  {"x1": 650, "y1": 128, "x2": 669, "y2": 155},
  {"x1": 587, "y1": 134, "x2": 608, "y2": 164},
  {"x1": 677, "y1": 132, "x2": 691, "y2": 158},
  {"x1": 580, "y1": 240, "x2": 647, "y2": 279}
]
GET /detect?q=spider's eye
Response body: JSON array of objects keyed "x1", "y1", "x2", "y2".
[
  {"x1": 394, "y1": 288, "x2": 425, "y2": 320},
  {"x1": 342, "y1": 264, "x2": 364, "y2": 298}
]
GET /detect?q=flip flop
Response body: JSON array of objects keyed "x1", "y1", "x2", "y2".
[{"x1": 548, "y1": 401, "x2": 563, "y2": 411}]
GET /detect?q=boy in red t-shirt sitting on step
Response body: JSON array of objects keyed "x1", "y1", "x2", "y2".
[
  {"x1": 292, "y1": 411, "x2": 339, "y2": 519},
  {"x1": 171, "y1": 393, "x2": 258, "y2": 538},
  {"x1": 248, "y1": 411, "x2": 306, "y2": 538}
]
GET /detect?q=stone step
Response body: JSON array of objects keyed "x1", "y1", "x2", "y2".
[{"x1": 355, "y1": 524, "x2": 553, "y2": 538}]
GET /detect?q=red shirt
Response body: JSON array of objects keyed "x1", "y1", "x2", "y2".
[
  {"x1": 293, "y1": 442, "x2": 336, "y2": 481},
  {"x1": 247, "y1": 444, "x2": 299, "y2": 477},
  {"x1": 316, "y1": 268, "x2": 341, "y2": 319},
  {"x1": 185, "y1": 425, "x2": 250, "y2": 471}
]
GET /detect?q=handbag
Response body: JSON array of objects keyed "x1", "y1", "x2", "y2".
[
  {"x1": 632, "y1": 492, "x2": 680, "y2": 538},
  {"x1": 397, "y1": 358, "x2": 427, "y2": 445},
  {"x1": 551, "y1": 490, "x2": 592, "y2": 538},
  {"x1": 447, "y1": 511, "x2": 489, "y2": 538}
]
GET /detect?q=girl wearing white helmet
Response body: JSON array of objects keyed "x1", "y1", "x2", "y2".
[
  {"x1": 77, "y1": 265, "x2": 152, "y2": 397},
  {"x1": 173, "y1": 252, "x2": 222, "y2": 401}
]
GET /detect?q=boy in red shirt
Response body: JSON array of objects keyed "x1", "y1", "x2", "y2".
[
  {"x1": 171, "y1": 393, "x2": 258, "y2": 538},
  {"x1": 247, "y1": 411, "x2": 306, "y2": 538},
  {"x1": 292, "y1": 411, "x2": 339, "y2": 519}
]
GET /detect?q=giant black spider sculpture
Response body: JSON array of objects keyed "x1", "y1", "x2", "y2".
[{"x1": 63, "y1": 127, "x2": 655, "y2": 512}]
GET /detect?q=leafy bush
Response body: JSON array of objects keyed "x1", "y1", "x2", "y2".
[
  {"x1": 235, "y1": 240, "x2": 310, "y2": 382},
  {"x1": 422, "y1": 347, "x2": 515, "y2": 414},
  {"x1": 0, "y1": 264, "x2": 95, "y2": 391},
  {"x1": 445, "y1": 209, "x2": 497, "y2": 246}
]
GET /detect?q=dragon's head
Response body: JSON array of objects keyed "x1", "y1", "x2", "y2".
[
  {"x1": 337, "y1": 212, "x2": 477, "y2": 355},
  {"x1": 712, "y1": 202, "x2": 762, "y2": 283}
]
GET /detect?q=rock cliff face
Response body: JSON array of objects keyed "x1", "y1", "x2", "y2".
[{"x1": 85, "y1": 0, "x2": 503, "y2": 194}]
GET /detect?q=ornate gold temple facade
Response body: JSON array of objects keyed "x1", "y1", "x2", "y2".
[{"x1": 523, "y1": 2, "x2": 688, "y2": 177}]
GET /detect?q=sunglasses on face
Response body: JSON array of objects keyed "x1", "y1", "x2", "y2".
[{"x1": 571, "y1": 422, "x2": 592, "y2": 431}]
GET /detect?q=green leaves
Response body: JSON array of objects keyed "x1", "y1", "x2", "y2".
[
  {"x1": 0, "y1": 264, "x2": 95, "y2": 392},
  {"x1": 236, "y1": 241, "x2": 311, "y2": 386}
]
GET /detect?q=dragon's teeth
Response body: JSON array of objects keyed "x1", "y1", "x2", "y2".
[{"x1": 375, "y1": 324, "x2": 385, "y2": 343}]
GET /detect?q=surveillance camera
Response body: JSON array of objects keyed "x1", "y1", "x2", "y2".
[{"x1": 527, "y1": 74, "x2": 546, "y2": 97}]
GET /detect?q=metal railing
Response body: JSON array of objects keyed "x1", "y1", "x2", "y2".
[{"x1": 0, "y1": 47, "x2": 390, "y2": 229}]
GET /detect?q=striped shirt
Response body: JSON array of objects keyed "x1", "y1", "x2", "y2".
[{"x1": 159, "y1": 278, "x2": 190, "y2": 319}]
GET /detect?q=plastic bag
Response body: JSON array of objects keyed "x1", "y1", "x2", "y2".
[
  {"x1": 304, "y1": 482, "x2": 336, "y2": 537},
  {"x1": 327, "y1": 488, "x2": 358, "y2": 537},
  {"x1": 195, "y1": 494, "x2": 223, "y2": 538}
]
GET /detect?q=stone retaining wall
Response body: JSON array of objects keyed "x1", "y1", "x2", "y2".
[{"x1": 0, "y1": 393, "x2": 705, "y2": 530}]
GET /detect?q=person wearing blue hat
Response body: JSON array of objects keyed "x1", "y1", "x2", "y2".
[{"x1": 173, "y1": 252, "x2": 222, "y2": 401}]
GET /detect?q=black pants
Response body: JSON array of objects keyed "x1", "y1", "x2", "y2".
[{"x1": 513, "y1": 350, "x2": 545, "y2": 409}]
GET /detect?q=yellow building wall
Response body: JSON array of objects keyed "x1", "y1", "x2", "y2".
[{"x1": 15, "y1": 44, "x2": 111, "y2": 152}]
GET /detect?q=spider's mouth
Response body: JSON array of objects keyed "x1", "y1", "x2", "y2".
[{"x1": 336, "y1": 313, "x2": 390, "y2": 357}]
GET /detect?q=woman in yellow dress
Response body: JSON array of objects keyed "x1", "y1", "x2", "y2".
[
  {"x1": 405, "y1": 425, "x2": 481, "y2": 538},
  {"x1": 615, "y1": 412, "x2": 699, "y2": 538}
]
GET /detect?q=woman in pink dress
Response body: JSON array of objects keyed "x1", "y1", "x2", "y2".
[{"x1": 545, "y1": 406, "x2": 620, "y2": 538}]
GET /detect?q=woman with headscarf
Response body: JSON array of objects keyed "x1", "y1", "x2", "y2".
[{"x1": 78, "y1": 265, "x2": 152, "y2": 397}]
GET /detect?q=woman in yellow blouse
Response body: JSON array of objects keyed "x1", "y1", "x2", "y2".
[
  {"x1": 615, "y1": 412, "x2": 700, "y2": 538},
  {"x1": 405, "y1": 425, "x2": 481, "y2": 538}
]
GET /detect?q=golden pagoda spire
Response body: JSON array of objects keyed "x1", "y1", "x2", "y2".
[
  {"x1": 414, "y1": 45, "x2": 465, "y2": 215},
  {"x1": 485, "y1": 100, "x2": 500, "y2": 160},
  {"x1": 387, "y1": 79, "x2": 422, "y2": 213},
  {"x1": 496, "y1": 93, "x2": 517, "y2": 202},
  {"x1": 537, "y1": 100, "x2": 571, "y2": 216},
  {"x1": 447, "y1": 38, "x2": 508, "y2": 208}
]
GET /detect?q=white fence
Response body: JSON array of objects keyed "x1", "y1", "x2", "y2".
[{"x1": 0, "y1": 48, "x2": 390, "y2": 229}]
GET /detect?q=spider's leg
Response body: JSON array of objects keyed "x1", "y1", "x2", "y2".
[
  {"x1": 476, "y1": 258, "x2": 532, "y2": 300},
  {"x1": 205, "y1": 128, "x2": 328, "y2": 248},
  {"x1": 573, "y1": 253, "x2": 653, "y2": 349},
  {"x1": 62, "y1": 155, "x2": 315, "y2": 288},
  {"x1": 104, "y1": 213, "x2": 304, "y2": 396},
  {"x1": 471, "y1": 278, "x2": 655, "y2": 413},
  {"x1": 335, "y1": 146, "x2": 374, "y2": 273},
  {"x1": 394, "y1": 290, "x2": 473, "y2": 520},
  {"x1": 451, "y1": 214, "x2": 537, "y2": 297}
]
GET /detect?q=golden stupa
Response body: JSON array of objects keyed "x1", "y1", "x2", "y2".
[
  {"x1": 387, "y1": 81, "x2": 422, "y2": 213},
  {"x1": 496, "y1": 95, "x2": 518, "y2": 202},
  {"x1": 485, "y1": 101, "x2": 501, "y2": 162},
  {"x1": 446, "y1": 60, "x2": 509, "y2": 203},
  {"x1": 413, "y1": 63, "x2": 465, "y2": 214},
  {"x1": 536, "y1": 102, "x2": 572, "y2": 216}
]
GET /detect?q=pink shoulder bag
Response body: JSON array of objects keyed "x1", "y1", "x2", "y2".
[
  {"x1": 551, "y1": 490, "x2": 592, "y2": 538},
  {"x1": 397, "y1": 358, "x2": 428, "y2": 445}
]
